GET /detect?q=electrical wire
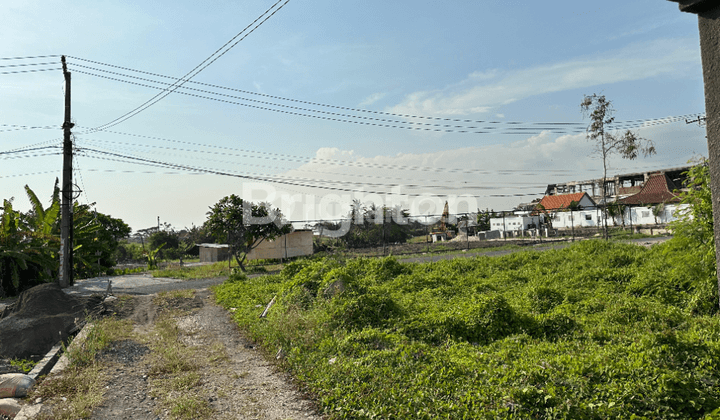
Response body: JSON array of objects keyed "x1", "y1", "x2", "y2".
[
  {"x1": 0, "y1": 55, "x2": 61, "y2": 61},
  {"x1": 0, "y1": 67, "x2": 61, "y2": 75},
  {"x1": 67, "y1": 63, "x2": 586, "y2": 134},
  {"x1": 75, "y1": 134, "x2": 577, "y2": 175},
  {"x1": 76, "y1": 147, "x2": 547, "y2": 198},
  {"x1": 86, "y1": 0, "x2": 291, "y2": 133},
  {"x1": 67, "y1": 55, "x2": 703, "y2": 130},
  {"x1": 0, "y1": 145, "x2": 61, "y2": 156},
  {"x1": 64, "y1": 56, "x2": 705, "y2": 133},
  {"x1": 75, "y1": 137, "x2": 558, "y2": 185},
  {"x1": 70, "y1": 66, "x2": 704, "y2": 136},
  {"x1": 0, "y1": 170, "x2": 60, "y2": 179},
  {"x1": 0, "y1": 124, "x2": 57, "y2": 133}
]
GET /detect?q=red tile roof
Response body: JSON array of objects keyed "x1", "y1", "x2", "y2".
[
  {"x1": 621, "y1": 173, "x2": 680, "y2": 205},
  {"x1": 536, "y1": 192, "x2": 593, "y2": 211}
]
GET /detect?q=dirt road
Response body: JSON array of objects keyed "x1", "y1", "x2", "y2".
[{"x1": 31, "y1": 288, "x2": 323, "y2": 420}]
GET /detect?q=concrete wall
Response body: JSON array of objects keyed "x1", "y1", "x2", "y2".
[
  {"x1": 549, "y1": 204, "x2": 689, "y2": 228},
  {"x1": 245, "y1": 230, "x2": 313, "y2": 261},
  {"x1": 199, "y1": 246, "x2": 230, "y2": 262},
  {"x1": 490, "y1": 215, "x2": 540, "y2": 231},
  {"x1": 551, "y1": 209, "x2": 600, "y2": 229}
]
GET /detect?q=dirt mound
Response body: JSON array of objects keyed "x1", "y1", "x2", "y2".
[{"x1": 0, "y1": 283, "x2": 104, "y2": 359}]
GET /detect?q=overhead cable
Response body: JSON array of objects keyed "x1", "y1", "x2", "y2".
[
  {"x1": 77, "y1": 147, "x2": 543, "y2": 198},
  {"x1": 85, "y1": 0, "x2": 291, "y2": 133},
  {"x1": 65, "y1": 56, "x2": 705, "y2": 133},
  {"x1": 0, "y1": 55, "x2": 61, "y2": 61}
]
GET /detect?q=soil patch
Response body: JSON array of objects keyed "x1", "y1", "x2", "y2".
[
  {"x1": 32, "y1": 288, "x2": 324, "y2": 419},
  {"x1": 0, "y1": 283, "x2": 104, "y2": 360}
]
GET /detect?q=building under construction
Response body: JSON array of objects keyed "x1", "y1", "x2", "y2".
[{"x1": 543, "y1": 165, "x2": 692, "y2": 204}]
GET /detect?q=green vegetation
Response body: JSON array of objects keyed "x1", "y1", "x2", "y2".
[
  {"x1": 205, "y1": 195, "x2": 291, "y2": 272},
  {"x1": 32, "y1": 317, "x2": 133, "y2": 420},
  {"x1": 215, "y1": 236, "x2": 720, "y2": 418},
  {"x1": 1, "y1": 180, "x2": 131, "y2": 296},
  {"x1": 10, "y1": 357, "x2": 37, "y2": 373},
  {"x1": 145, "y1": 290, "x2": 215, "y2": 420}
]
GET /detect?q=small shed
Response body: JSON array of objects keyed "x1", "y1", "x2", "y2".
[
  {"x1": 245, "y1": 230, "x2": 314, "y2": 261},
  {"x1": 198, "y1": 243, "x2": 230, "y2": 262}
]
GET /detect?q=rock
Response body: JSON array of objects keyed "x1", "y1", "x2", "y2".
[
  {"x1": 0, "y1": 398, "x2": 21, "y2": 418},
  {"x1": 0, "y1": 283, "x2": 103, "y2": 359},
  {"x1": 322, "y1": 279, "x2": 346, "y2": 298}
]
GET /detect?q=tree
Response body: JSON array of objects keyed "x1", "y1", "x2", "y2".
[
  {"x1": 339, "y1": 203, "x2": 412, "y2": 248},
  {"x1": 581, "y1": 94, "x2": 656, "y2": 239},
  {"x1": 70, "y1": 203, "x2": 131, "y2": 279},
  {"x1": 606, "y1": 201, "x2": 627, "y2": 229},
  {"x1": 476, "y1": 209, "x2": 493, "y2": 231},
  {"x1": 205, "y1": 195, "x2": 291, "y2": 272}
]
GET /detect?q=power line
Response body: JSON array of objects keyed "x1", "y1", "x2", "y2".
[
  {"x1": 76, "y1": 137, "x2": 558, "y2": 185},
  {"x1": 0, "y1": 124, "x2": 57, "y2": 133},
  {"x1": 0, "y1": 170, "x2": 60, "y2": 179},
  {"x1": 0, "y1": 55, "x2": 61, "y2": 61},
  {"x1": 65, "y1": 56, "x2": 706, "y2": 132},
  {"x1": 0, "y1": 62, "x2": 57, "y2": 69},
  {"x1": 75, "y1": 134, "x2": 577, "y2": 175},
  {"x1": 86, "y1": 0, "x2": 291, "y2": 133},
  {"x1": 0, "y1": 67, "x2": 61, "y2": 75},
  {"x1": 0, "y1": 145, "x2": 61, "y2": 156},
  {"x1": 76, "y1": 147, "x2": 547, "y2": 198},
  {"x1": 70, "y1": 66, "x2": 703, "y2": 136}
]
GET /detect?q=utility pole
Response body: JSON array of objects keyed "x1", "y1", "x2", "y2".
[{"x1": 59, "y1": 56, "x2": 74, "y2": 288}]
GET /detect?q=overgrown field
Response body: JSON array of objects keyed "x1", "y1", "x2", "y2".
[{"x1": 215, "y1": 239, "x2": 720, "y2": 419}]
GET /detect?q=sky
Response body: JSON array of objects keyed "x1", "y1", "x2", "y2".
[{"x1": 0, "y1": 0, "x2": 709, "y2": 233}]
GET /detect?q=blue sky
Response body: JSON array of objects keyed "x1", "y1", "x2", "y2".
[{"x1": 0, "y1": 0, "x2": 708, "y2": 231}]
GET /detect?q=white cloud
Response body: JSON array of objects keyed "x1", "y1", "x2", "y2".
[
  {"x1": 359, "y1": 92, "x2": 386, "y2": 107},
  {"x1": 268, "y1": 121, "x2": 706, "y2": 221},
  {"x1": 388, "y1": 38, "x2": 700, "y2": 117}
]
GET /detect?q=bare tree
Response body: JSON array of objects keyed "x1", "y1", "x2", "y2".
[{"x1": 581, "y1": 94, "x2": 656, "y2": 239}]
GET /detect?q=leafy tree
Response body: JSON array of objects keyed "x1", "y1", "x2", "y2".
[
  {"x1": 606, "y1": 201, "x2": 627, "y2": 228},
  {"x1": 149, "y1": 229, "x2": 181, "y2": 259},
  {"x1": 652, "y1": 203, "x2": 665, "y2": 225},
  {"x1": 340, "y1": 203, "x2": 412, "y2": 248},
  {"x1": 581, "y1": 94, "x2": 656, "y2": 239},
  {"x1": 205, "y1": 195, "x2": 291, "y2": 271},
  {"x1": 70, "y1": 204, "x2": 131, "y2": 279},
  {"x1": 0, "y1": 182, "x2": 62, "y2": 296},
  {"x1": 476, "y1": 209, "x2": 494, "y2": 231}
]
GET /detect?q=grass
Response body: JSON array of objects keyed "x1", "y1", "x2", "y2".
[
  {"x1": 214, "y1": 239, "x2": 720, "y2": 419},
  {"x1": 151, "y1": 259, "x2": 281, "y2": 280},
  {"x1": 10, "y1": 358, "x2": 38, "y2": 373},
  {"x1": 32, "y1": 317, "x2": 133, "y2": 420},
  {"x1": 142, "y1": 289, "x2": 217, "y2": 420}
]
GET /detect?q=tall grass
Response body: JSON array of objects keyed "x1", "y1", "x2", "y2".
[{"x1": 215, "y1": 239, "x2": 720, "y2": 419}]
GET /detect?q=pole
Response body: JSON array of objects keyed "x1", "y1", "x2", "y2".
[
  {"x1": 502, "y1": 212, "x2": 506, "y2": 240},
  {"x1": 59, "y1": 56, "x2": 74, "y2": 288}
]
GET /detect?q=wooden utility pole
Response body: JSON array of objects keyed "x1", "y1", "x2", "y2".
[{"x1": 59, "y1": 55, "x2": 74, "y2": 288}]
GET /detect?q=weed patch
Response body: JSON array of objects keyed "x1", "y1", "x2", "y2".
[{"x1": 215, "y1": 240, "x2": 720, "y2": 418}]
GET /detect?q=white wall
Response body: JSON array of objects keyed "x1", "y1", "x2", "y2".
[
  {"x1": 550, "y1": 209, "x2": 600, "y2": 229},
  {"x1": 489, "y1": 215, "x2": 540, "y2": 232}
]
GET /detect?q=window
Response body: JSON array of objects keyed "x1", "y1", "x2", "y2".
[
  {"x1": 585, "y1": 214, "x2": 592, "y2": 221},
  {"x1": 642, "y1": 211, "x2": 650, "y2": 218}
]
